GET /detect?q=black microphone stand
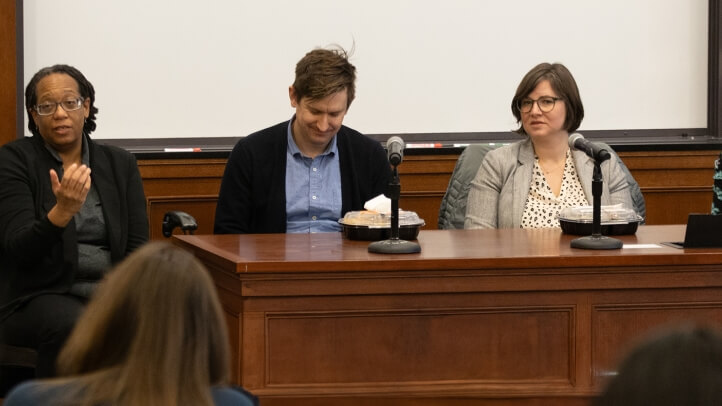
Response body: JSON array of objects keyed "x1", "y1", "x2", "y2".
[
  {"x1": 368, "y1": 165, "x2": 421, "y2": 254},
  {"x1": 570, "y1": 160, "x2": 623, "y2": 250}
]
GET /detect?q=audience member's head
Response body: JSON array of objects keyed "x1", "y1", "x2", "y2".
[
  {"x1": 291, "y1": 46, "x2": 357, "y2": 109},
  {"x1": 55, "y1": 241, "x2": 231, "y2": 405},
  {"x1": 594, "y1": 324, "x2": 722, "y2": 406}
]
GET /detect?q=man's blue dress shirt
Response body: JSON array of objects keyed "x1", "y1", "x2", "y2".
[{"x1": 285, "y1": 119, "x2": 342, "y2": 233}]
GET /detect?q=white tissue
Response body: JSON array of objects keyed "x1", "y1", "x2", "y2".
[{"x1": 364, "y1": 194, "x2": 391, "y2": 214}]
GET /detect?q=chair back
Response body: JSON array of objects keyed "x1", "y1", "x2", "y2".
[
  {"x1": 599, "y1": 142, "x2": 646, "y2": 223},
  {"x1": 438, "y1": 144, "x2": 498, "y2": 229}
]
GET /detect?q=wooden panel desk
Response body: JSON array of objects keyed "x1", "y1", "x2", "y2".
[{"x1": 173, "y1": 225, "x2": 722, "y2": 406}]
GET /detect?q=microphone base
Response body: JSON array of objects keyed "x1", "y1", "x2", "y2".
[
  {"x1": 368, "y1": 238, "x2": 421, "y2": 254},
  {"x1": 571, "y1": 235, "x2": 623, "y2": 250}
]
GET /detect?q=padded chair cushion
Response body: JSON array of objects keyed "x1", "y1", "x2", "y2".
[
  {"x1": 438, "y1": 144, "x2": 497, "y2": 229},
  {"x1": 599, "y1": 142, "x2": 646, "y2": 223}
]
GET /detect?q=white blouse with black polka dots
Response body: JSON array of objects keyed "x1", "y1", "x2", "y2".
[{"x1": 521, "y1": 151, "x2": 589, "y2": 229}]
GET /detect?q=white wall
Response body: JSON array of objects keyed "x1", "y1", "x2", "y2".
[{"x1": 23, "y1": 0, "x2": 708, "y2": 139}]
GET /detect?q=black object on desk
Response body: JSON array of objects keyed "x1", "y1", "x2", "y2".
[{"x1": 663, "y1": 213, "x2": 722, "y2": 248}]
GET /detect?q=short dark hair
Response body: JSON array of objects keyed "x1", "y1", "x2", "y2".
[
  {"x1": 25, "y1": 64, "x2": 99, "y2": 137},
  {"x1": 511, "y1": 62, "x2": 584, "y2": 135},
  {"x1": 595, "y1": 325, "x2": 722, "y2": 406},
  {"x1": 292, "y1": 46, "x2": 356, "y2": 109}
]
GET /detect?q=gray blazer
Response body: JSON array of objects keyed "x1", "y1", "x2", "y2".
[{"x1": 464, "y1": 137, "x2": 633, "y2": 229}]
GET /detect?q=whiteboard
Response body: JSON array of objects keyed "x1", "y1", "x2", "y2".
[{"x1": 23, "y1": 0, "x2": 708, "y2": 140}]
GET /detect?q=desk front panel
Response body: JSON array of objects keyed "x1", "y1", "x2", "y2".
[{"x1": 174, "y1": 226, "x2": 722, "y2": 406}]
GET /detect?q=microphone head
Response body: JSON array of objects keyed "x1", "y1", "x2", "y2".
[
  {"x1": 568, "y1": 133, "x2": 584, "y2": 149},
  {"x1": 386, "y1": 136, "x2": 405, "y2": 166},
  {"x1": 387, "y1": 136, "x2": 405, "y2": 149}
]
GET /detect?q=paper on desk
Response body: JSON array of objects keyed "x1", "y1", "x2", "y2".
[
  {"x1": 364, "y1": 194, "x2": 391, "y2": 214},
  {"x1": 622, "y1": 244, "x2": 665, "y2": 249}
]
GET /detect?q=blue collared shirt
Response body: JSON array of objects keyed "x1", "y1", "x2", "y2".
[{"x1": 285, "y1": 118, "x2": 343, "y2": 233}]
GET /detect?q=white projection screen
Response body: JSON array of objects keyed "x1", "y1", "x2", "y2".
[{"x1": 23, "y1": 0, "x2": 708, "y2": 140}]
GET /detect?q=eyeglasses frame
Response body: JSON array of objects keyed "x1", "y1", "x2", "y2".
[
  {"x1": 517, "y1": 96, "x2": 562, "y2": 113},
  {"x1": 33, "y1": 97, "x2": 85, "y2": 116}
]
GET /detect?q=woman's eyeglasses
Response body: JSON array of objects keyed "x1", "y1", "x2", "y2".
[
  {"x1": 34, "y1": 97, "x2": 85, "y2": 116},
  {"x1": 517, "y1": 96, "x2": 562, "y2": 113}
]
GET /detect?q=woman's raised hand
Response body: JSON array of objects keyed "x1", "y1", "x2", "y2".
[{"x1": 48, "y1": 163, "x2": 92, "y2": 227}]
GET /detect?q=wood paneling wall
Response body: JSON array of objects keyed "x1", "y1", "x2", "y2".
[
  {"x1": 619, "y1": 150, "x2": 717, "y2": 224},
  {"x1": 0, "y1": 1, "x2": 18, "y2": 146},
  {"x1": 140, "y1": 150, "x2": 719, "y2": 240}
]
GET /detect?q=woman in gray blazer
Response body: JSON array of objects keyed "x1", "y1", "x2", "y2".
[{"x1": 465, "y1": 63, "x2": 633, "y2": 229}]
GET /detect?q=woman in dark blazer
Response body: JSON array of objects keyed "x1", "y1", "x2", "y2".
[{"x1": 0, "y1": 64, "x2": 148, "y2": 377}]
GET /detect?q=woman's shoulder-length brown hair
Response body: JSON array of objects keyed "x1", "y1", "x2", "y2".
[
  {"x1": 55, "y1": 241, "x2": 231, "y2": 406},
  {"x1": 510, "y1": 62, "x2": 584, "y2": 136}
]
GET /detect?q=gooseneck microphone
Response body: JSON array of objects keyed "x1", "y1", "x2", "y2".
[
  {"x1": 386, "y1": 136, "x2": 405, "y2": 166},
  {"x1": 568, "y1": 133, "x2": 611, "y2": 162}
]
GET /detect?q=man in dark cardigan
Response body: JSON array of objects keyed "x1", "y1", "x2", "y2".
[{"x1": 214, "y1": 47, "x2": 391, "y2": 234}]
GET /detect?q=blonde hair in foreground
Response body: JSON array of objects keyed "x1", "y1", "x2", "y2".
[{"x1": 53, "y1": 242, "x2": 230, "y2": 406}]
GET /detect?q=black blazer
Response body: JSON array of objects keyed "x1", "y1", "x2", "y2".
[{"x1": 0, "y1": 135, "x2": 148, "y2": 321}]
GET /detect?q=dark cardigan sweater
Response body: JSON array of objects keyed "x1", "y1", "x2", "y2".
[
  {"x1": 214, "y1": 121, "x2": 391, "y2": 234},
  {"x1": 0, "y1": 134, "x2": 148, "y2": 321}
]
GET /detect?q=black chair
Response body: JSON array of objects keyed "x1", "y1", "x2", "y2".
[
  {"x1": 162, "y1": 211, "x2": 198, "y2": 237},
  {"x1": 601, "y1": 142, "x2": 646, "y2": 223},
  {"x1": 0, "y1": 343, "x2": 37, "y2": 396}
]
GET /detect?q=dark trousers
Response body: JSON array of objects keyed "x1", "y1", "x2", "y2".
[{"x1": 0, "y1": 294, "x2": 85, "y2": 377}]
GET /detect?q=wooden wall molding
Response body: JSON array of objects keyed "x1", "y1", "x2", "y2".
[
  {"x1": 138, "y1": 158, "x2": 227, "y2": 178},
  {"x1": 138, "y1": 149, "x2": 717, "y2": 238},
  {"x1": 643, "y1": 186, "x2": 712, "y2": 192},
  {"x1": 146, "y1": 195, "x2": 219, "y2": 204}
]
